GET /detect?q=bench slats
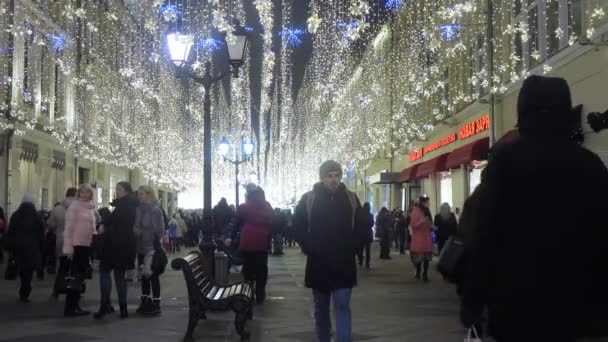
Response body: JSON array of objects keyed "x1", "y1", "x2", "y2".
[
  {"x1": 206, "y1": 286, "x2": 219, "y2": 300},
  {"x1": 196, "y1": 276, "x2": 211, "y2": 289},
  {"x1": 200, "y1": 281, "x2": 214, "y2": 296},
  {"x1": 193, "y1": 271, "x2": 206, "y2": 282},
  {"x1": 214, "y1": 287, "x2": 225, "y2": 300},
  {"x1": 222, "y1": 285, "x2": 234, "y2": 299}
]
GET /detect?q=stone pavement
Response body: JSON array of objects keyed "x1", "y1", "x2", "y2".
[{"x1": 0, "y1": 244, "x2": 466, "y2": 341}]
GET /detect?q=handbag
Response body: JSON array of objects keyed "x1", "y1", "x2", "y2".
[
  {"x1": 151, "y1": 238, "x2": 168, "y2": 275},
  {"x1": 55, "y1": 260, "x2": 85, "y2": 294},
  {"x1": 436, "y1": 234, "x2": 465, "y2": 283},
  {"x1": 4, "y1": 258, "x2": 17, "y2": 280},
  {"x1": 465, "y1": 326, "x2": 482, "y2": 342}
]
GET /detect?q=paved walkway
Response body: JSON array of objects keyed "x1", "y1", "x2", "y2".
[{"x1": 0, "y1": 244, "x2": 465, "y2": 341}]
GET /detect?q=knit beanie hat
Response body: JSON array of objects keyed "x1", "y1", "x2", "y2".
[
  {"x1": 319, "y1": 160, "x2": 343, "y2": 179},
  {"x1": 517, "y1": 75, "x2": 573, "y2": 137},
  {"x1": 22, "y1": 192, "x2": 34, "y2": 204}
]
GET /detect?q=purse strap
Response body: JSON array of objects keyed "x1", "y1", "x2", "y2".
[{"x1": 467, "y1": 326, "x2": 480, "y2": 339}]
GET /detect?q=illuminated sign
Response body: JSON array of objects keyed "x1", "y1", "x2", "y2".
[
  {"x1": 406, "y1": 114, "x2": 490, "y2": 161},
  {"x1": 423, "y1": 133, "x2": 456, "y2": 154},
  {"x1": 459, "y1": 114, "x2": 490, "y2": 140},
  {"x1": 408, "y1": 148, "x2": 423, "y2": 162}
]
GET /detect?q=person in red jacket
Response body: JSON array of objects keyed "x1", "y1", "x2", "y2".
[
  {"x1": 225, "y1": 185, "x2": 276, "y2": 304},
  {"x1": 409, "y1": 196, "x2": 434, "y2": 282}
]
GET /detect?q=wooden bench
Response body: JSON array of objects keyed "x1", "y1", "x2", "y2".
[{"x1": 172, "y1": 251, "x2": 253, "y2": 341}]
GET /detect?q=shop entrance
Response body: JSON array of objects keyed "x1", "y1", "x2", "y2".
[{"x1": 408, "y1": 185, "x2": 421, "y2": 209}]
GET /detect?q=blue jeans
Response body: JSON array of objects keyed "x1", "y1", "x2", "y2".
[
  {"x1": 313, "y1": 288, "x2": 352, "y2": 342},
  {"x1": 100, "y1": 268, "x2": 127, "y2": 306}
]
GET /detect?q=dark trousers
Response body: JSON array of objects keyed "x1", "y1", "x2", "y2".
[
  {"x1": 438, "y1": 238, "x2": 448, "y2": 255},
  {"x1": 19, "y1": 267, "x2": 34, "y2": 300},
  {"x1": 65, "y1": 246, "x2": 90, "y2": 311},
  {"x1": 380, "y1": 238, "x2": 391, "y2": 258},
  {"x1": 357, "y1": 242, "x2": 371, "y2": 267},
  {"x1": 242, "y1": 251, "x2": 268, "y2": 302},
  {"x1": 138, "y1": 254, "x2": 160, "y2": 298},
  {"x1": 398, "y1": 230, "x2": 407, "y2": 254},
  {"x1": 394, "y1": 230, "x2": 399, "y2": 249},
  {"x1": 54, "y1": 256, "x2": 69, "y2": 295},
  {"x1": 100, "y1": 267, "x2": 127, "y2": 307},
  {"x1": 272, "y1": 233, "x2": 284, "y2": 254}
]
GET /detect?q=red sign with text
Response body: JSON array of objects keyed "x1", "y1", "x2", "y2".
[
  {"x1": 423, "y1": 133, "x2": 457, "y2": 154},
  {"x1": 408, "y1": 148, "x2": 424, "y2": 162},
  {"x1": 458, "y1": 114, "x2": 490, "y2": 140},
  {"x1": 406, "y1": 114, "x2": 490, "y2": 162}
]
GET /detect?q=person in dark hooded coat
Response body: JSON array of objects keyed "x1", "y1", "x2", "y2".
[
  {"x1": 5, "y1": 194, "x2": 45, "y2": 302},
  {"x1": 459, "y1": 75, "x2": 608, "y2": 341},
  {"x1": 94, "y1": 181, "x2": 138, "y2": 319},
  {"x1": 213, "y1": 198, "x2": 234, "y2": 236}
]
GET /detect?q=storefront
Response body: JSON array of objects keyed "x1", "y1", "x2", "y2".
[{"x1": 398, "y1": 114, "x2": 491, "y2": 214}]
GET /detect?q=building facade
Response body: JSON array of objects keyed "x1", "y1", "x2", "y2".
[
  {"x1": 0, "y1": 0, "x2": 181, "y2": 216},
  {"x1": 355, "y1": 0, "x2": 608, "y2": 215}
]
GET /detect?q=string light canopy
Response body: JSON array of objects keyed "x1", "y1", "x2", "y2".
[{"x1": 1, "y1": 0, "x2": 606, "y2": 208}]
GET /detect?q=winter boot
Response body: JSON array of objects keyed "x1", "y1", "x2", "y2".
[
  {"x1": 414, "y1": 263, "x2": 422, "y2": 280},
  {"x1": 136, "y1": 295, "x2": 150, "y2": 314},
  {"x1": 422, "y1": 261, "x2": 430, "y2": 283},
  {"x1": 119, "y1": 304, "x2": 128, "y2": 319},
  {"x1": 142, "y1": 298, "x2": 161, "y2": 315},
  {"x1": 65, "y1": 295, "x2": 90, "y2": 317},
  {"x1": 93, "y1": 302, "x2": 113, "y2": 319}
]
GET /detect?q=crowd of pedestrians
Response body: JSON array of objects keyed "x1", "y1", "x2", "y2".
[{"x1": 0, "y1": 182, "x2": 170, "y2": 319}]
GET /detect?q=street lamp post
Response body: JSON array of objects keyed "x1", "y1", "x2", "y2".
[
  {"x1": 219, "y1": 137, "x2": 254, "y2": 207},
  {"x1": 166, "y1": 25, "x2": 249, "y2": 210}
]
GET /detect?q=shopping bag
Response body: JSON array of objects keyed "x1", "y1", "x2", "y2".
[
  {"x1": 465, "y1": 326, "x2": 482, "y2": 342},
  {"x1": 55, "y1": 260, "x2": 85, "y2": 294},
  {"x1": 151, "y1": 238, "x2": 168, "y2": 275},
  {"x1": 437, "y1": 234, "x2": 465, "y2": 283}
]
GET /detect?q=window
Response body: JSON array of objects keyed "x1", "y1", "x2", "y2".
[
  {"x1": 514, "y1": 31, "x2": 524, "y2": 73},
  {"x1": 514, "y1": 0, "x2": 523, "y2": 16},
  {"x1": 513, "y1": 1, "x2": 541, "y2": 71},
  {"x1": 527, "y1": 4, "x2": 540, "y2": 67},
  {"x1": 439, "y1": 172, "x2": 453, "y2": 208},
  {"x1": 24, "y1": 34, "x2": 31, "y2": 96},
  {"x1": 475, "y1": 34, "x2": 485, "y2": 95},
  {"x1": 41, "y1": 46, "x2": 49, "y2": 115},
  {"x1": 443, "y1": 68, "x2": 449, "y2": 116},
  {"x1": 468, "y1": 160, "x2": 487, "y2": 195},
  {"x1": 546, "y1": 0, "x2": 561, "y2": 56},
  {"x1": 568, "y1": 0, "x2": 582, "y2": 40},
  {"x1": 54, "y1": 63, "x2": 61, "y2": 118},
  {"x1": 468, "y1": 47, "x2": 476, "y2": 96}
]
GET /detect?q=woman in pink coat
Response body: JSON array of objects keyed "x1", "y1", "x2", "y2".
[
  {"x1": 63, "y1": 184, "x2": 97, "y2": 317},
  {"x1": 409, "y1": 196, "x2": 434, "y2": 282}
]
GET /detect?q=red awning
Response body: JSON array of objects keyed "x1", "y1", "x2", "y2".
[
  {"x1": 445, "y1": 137, "x2": 490, "y2": 169},
  {"x1": 399, "y1": 164, "x2": 420, "y2": 183},
  {"x1": 414, "y1": 153, "x2": 449, "y2": 178},
  {"x1": 495, "y1": 129, "x2": 520, "y2": 146}
]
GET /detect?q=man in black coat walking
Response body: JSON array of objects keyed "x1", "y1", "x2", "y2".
[
  {"x1": 459, "y1": 76, "x2": 608, "y2": 341},
  {"x1": 94, "y1": 181, "x2": 138, "y2": 319},
  {"x1": 294, "y1": 160, "x2": 366, "y2": 342},
  {"x1": 5, "y1": 194, "x2": 45, "y2": 302}
]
